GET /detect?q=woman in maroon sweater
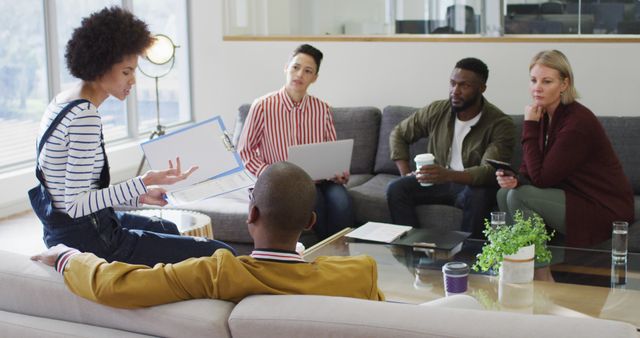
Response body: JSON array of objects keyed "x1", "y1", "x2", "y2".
[{"x1": 496, "y1": 50, "x2": 633, "y2": 248}]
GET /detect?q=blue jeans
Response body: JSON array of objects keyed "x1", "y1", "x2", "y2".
[
  {"x1": 43, "y1": 209, "x2": 236, "y2": 266},
  {"x1": 386, "y1": 176, "x2": 497, "y2": 238},
  {"x1": 313, "y1": 181, "x2": 355, "y2": 240}
]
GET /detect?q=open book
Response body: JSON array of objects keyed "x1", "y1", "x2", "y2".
[
  {"x1": 140, "y1": 116, "x2": 255, "y2": 205},
  {"x1": 345, "y1": 222, "x2": 412, "y2": 243}
]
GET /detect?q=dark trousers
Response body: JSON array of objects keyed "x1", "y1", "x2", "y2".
[
  {"x1": 43, "y1": 209, "x2": 236, "y2": 266},
  {"x1": 386, "y1": 176, "x2": 497, "y2": 238},
  {"x1": 313, "y1": 181, "x2": 355, "y2": 240}
]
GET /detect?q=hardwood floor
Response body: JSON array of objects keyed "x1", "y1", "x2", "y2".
[{"x1": 0, "y1": 210, "x2": 46, "y2": 256}]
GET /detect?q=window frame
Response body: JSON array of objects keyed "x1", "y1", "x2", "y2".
[{"x1": 221, "y1": 0, "x2": 640, "y2": 40}]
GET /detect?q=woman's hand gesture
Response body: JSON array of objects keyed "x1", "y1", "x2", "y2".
[{"x1": 142, "y1": 157, "x2": 198, "y2": 186}]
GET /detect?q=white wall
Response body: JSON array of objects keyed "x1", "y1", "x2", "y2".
[{"x1": 191, "y1": 0, "x2": 640, "y2": 130}]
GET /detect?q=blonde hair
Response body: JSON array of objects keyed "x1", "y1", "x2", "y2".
[{"x1": 529, "y1": 50, "x2": 579, "y2": 104}]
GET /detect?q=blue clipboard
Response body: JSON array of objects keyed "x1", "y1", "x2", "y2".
[{"x1": 140, "y1": 117, "x2": 254, "y2": 204}]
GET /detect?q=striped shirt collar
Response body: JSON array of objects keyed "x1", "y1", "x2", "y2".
[
  {"x1": 250, "y1": 248, "x2": 306, "y2": 263},
  {"x1": 278, "y1": 87, "x2": 308, "y2": 112}
]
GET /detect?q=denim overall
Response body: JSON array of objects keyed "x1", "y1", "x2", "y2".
[{"x1": 29, "y1": 100, "x2": 235, "y2": 266}]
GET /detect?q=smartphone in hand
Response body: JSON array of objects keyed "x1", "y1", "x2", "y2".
[{"x1": 485, "y1": 159, "x2": 516, "y2": 176}]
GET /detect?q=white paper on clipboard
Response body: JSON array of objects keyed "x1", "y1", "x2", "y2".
[{"x1": 140, "y1": 116, "x2": 255, "y2": 204}]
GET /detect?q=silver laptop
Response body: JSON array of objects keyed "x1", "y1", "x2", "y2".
[{"x1": 287, "y1": 139, "x2": 354, "y2": 181}]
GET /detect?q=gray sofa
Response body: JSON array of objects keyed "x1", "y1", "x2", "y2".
[
  {"x1": 181, "y1": 105, "x2": 640, "y2": 253},
  {"x1": 0, "y1": 249, "x2": 636, "y2": 337}
]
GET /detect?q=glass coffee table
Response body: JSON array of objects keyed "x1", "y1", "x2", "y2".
[{"x1": 303, "y1": 228, "x2": 640, "y2": 328}]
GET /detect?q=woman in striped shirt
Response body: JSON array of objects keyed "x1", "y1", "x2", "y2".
[
  {"x1": 238, "y1": 44, "x2": 354, "y2": 240},
  {"x1": 29, "y1": 7, "x2": 234, "y2": 266}
]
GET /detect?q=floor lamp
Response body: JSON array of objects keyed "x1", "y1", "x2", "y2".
[{"x1": 136, "y1": 34, "x2": 178, "y2": 176}]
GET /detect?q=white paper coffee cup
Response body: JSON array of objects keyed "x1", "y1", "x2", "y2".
[{"x1": 414, "y1": 153, "x2": 435, "y2": 187}]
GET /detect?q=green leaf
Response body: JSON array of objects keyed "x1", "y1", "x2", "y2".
[{"x1": 472, "y1": 210, "x2": 554, "y2": 272}]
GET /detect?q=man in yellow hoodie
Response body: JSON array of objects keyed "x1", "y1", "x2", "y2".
[{"x1": 32, "y1": 162, "x2": 384, "y2": 308}]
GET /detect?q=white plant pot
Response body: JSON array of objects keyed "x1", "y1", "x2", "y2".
[
  {"x1": 498, "y1": 280, "x2": 534, "y2": 310},
  {"x1": 499, "y1": 244, "x2": 535, "y2": 284}
]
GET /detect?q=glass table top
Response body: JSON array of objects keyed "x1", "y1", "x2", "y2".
[{"x1": 304, "y1": 228, "x2": 640, "y2": 328}]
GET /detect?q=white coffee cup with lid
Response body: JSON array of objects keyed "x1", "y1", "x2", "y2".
[{"x1": 414, "y1": 153, "x2": 435, "y2": 187}]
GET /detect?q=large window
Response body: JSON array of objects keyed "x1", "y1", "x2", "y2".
[
  {"x1": 0, "y1": 0, "x2": 192, "y2": 170},
  {"x1": 133, "y1": 0, "x2": 192, "y2": 134},
  {"x1": 0, "y1": 0, "x2": 48, "y2": 169},
  {"x1": 223, "y1": 0, "x2": 640, "y2": 36}
]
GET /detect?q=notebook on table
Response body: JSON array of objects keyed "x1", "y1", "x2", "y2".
[
  {"x1": 345, "y1": 222, "x2": 412, "y2": 243},
  {"x1": 346, "y1": 222, "x2": 470, "y2": 257}
]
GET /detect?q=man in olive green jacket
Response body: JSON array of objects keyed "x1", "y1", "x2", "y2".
[{"x1": 387, "y1": 58, "x2": 515, "y2": 238}]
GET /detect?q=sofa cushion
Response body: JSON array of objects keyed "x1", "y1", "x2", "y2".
[
  {"x1": 232, "y1": 104, "x2": 381, "y2": 175},
  {"x1": 229, "y1": 294, "x2": 637, "y2": 338},
  {"x1": 348, "y1": 174, "x2": 397, "y2": 224},
  {"x1": 0, "y1": 250, "x2": 235, "y2": 338},
  {"x1": 333, "y1": 107, "x2": 381, "y2": 174},
  {"x1": 374, "y1": 106, "x2": 428, "y2": 175},
  {"x1": 0, "y1": 310, "x2": 152, "y2": 338},
  {"x1": 599, "y1": 116, "x2": 640, "y2": 194},
  {"x1": 346, "y1": 173, "x2": 374, "y2": 189}
]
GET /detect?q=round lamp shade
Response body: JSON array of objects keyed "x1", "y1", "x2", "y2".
[{"x1": 145, "y1": 34, "x2": 175, "y2": 65}]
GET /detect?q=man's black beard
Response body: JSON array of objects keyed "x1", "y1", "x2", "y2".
[{"x1": 450, "y1": 95, "x2": 481, "y2": 114}]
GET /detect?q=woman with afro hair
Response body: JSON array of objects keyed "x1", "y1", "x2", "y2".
[{"x1": 29, "y1": 6, "x2": 235, "y2": 266}]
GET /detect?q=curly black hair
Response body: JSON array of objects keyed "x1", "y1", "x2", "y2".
[{"x1": 65, "y1": 6, "x2": 153, "y2": 81}]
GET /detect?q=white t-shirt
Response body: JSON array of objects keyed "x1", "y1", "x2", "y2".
[{"x1": 449, "y1": 113, "x2": 482, "y2": 171}]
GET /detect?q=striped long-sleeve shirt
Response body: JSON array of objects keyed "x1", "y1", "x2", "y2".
[
  {"x1": 37, "y1": 99, "x2": 146, "y2": 218},
  {"x1": 237, "y1": 87, "x2": 337, "y2": 177}
]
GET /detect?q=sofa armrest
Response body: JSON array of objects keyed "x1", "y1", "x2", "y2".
[{"x1": 0, "y1": 250, "x2": 234, "y2": 338}]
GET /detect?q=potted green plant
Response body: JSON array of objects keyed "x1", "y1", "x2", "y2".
[{"x1": 472, "y1": 211, "x2": 554, "y2": 283}]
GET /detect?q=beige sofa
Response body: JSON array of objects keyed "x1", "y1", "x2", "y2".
[{"x1": 0, "y1": 249, "x2": 637, "y2": 338}]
